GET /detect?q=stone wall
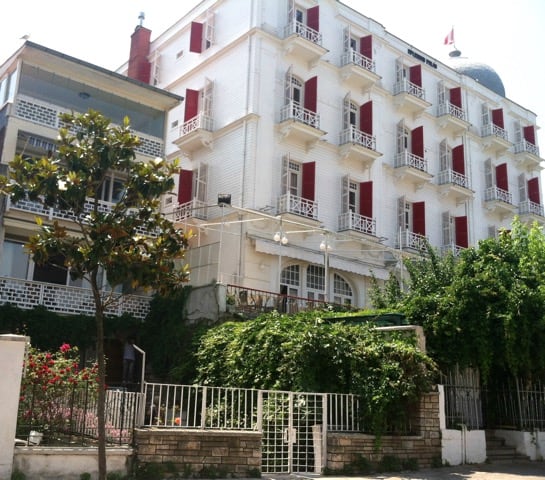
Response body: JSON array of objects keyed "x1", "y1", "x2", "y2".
[
  {"x1": 134, "y1": 429, "x2": 262, "y2": 477},
  {"x1": 326, "y1": 392, "x2": 441, "y2": 471}
]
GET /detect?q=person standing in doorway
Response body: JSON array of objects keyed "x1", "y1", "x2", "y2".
[{"x1": 122, "y1": 337, "x2": 136, "y2": 385}]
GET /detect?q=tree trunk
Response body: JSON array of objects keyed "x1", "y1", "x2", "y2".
[{"x1": 93, "y1": 282, "x2": 107, "y2": 480}]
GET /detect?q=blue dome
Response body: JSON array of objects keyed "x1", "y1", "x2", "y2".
[{"x1": 453, "y1": 60, "x2": 505, "y2": 97}]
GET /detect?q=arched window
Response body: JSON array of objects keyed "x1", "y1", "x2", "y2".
[{"x1": 333, "y1": 273, "x2": 353, "y2": 306}]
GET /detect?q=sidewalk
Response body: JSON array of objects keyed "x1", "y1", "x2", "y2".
[{"x1": 265, "y1": 462, "x2": 545, "y2": 480}]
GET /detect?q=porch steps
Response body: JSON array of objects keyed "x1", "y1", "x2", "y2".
[{"x1": 485, "y1": 431, "x2": 530, "y2": 463}]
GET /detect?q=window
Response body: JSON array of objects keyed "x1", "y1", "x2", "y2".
[
  {"x1": 440, "y1": 139, "x2": 465, "y2": 175},
  {"x1": 189, "y1": 11, "x2": 215, "y2": 53},
  {"x1": 397, "y1": 197, "x2": 426, "y2": 236},
  {"x1": 281, "y1": 154, "x2": 314, "y2": 201},
  {"x1": 519, "y1": 174, "x2": 541, "y2": 205},
  {"x1": 100, "y1": 176, "x2": 125, "y2": 204},
  {"x1": 177, "y1": 164, "x2": 208, "y2": 205},
  {"x1": 284, "y1": 67, "x2": 317, "y2": 113},
  {"x1": 281, "y1": 264, "x2": 300, "y2": 287},
  {"x1": 184, "y1": 79, "x2": 214, "y2": 124},
  {"x1": 396, "y1": 120, "x2": 424, "y2": 158},
  {"x1": 333, "y1": 274, "x2": 353, "y2": 306},
  {"x1": 442, "y1": 212, "x2": 468, "y2": 249},
  {"x1": 288, "y1": 1, "x2": 319, "y2": 33},
  {"x1": 306, "y1": 265, "x2": 325, "y2": 301},
  {"x1": 0, "y1": 240, "x2": 29, "y2": 279}
]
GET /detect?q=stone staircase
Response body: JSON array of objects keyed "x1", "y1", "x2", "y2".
[{"x1": 486, "y1": 430, "x2": 530, "y2": 463}]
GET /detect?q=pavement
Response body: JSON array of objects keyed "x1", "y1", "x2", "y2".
[{"x1": 264, "y1": 462, "x2": 545, "y2": 480}]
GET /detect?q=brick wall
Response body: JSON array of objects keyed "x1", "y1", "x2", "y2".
[
  {"x1": 134, "y1": 429, "x2": 262, "y2": 477},
  {"x1": 326, "y1": 392, "x2": 441, "y2": 471}
]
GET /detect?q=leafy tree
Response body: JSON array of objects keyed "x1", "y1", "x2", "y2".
[
  {"x1": 371, "y1": 219, "x2": 545, "y2": 383},
  {"x1": 194, "y1": 311, "x2": 437, "y2": 435},
  {"x1": 0, "y1": 110, "x2": 189, "y2": 480}
]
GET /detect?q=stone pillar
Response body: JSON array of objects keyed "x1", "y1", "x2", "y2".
[{"x1": 0, "y1": 334, "x2": 28, "y2": 479}]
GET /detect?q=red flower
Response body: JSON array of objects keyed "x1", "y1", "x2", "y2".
[{"x1": 60, "y1": 343, "x2": 71, "y2": 353}]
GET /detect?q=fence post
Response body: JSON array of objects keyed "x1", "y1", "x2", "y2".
[
  {"x1": 200, "y1": 386, "x2": 208, "y2": 429},
  {"x1": 0, "y1": 334, "x2": 29, "y2": 479}
]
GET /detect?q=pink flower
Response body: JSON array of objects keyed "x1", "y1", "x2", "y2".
[{"x1": 60, "y1": 343, "x2": 71, "y2": 353}]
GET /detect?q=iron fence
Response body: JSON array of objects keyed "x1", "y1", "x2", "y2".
[{"x1": 17, "y1": 383, "x2": 140, "y2": 446}]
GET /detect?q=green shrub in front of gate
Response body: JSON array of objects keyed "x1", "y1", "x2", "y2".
[{"x1": 194, "y1": 311, "x2": 437, "y2": 436}]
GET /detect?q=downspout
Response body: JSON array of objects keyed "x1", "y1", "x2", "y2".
[{"x1": 237, "y1": 0, "x2": 256, "y2": 283}]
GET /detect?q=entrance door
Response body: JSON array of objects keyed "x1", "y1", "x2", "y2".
[{"x1": 260, "y1": 390, "x2": 326, "y2": 473}]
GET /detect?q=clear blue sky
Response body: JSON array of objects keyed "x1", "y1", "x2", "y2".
[{"x1": 2, "y1": 0, "x2": 544, "y2": 152}]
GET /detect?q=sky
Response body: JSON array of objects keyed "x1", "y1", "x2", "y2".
[{"x1": 1, "y1": 0, "x2": 544, "y2": 151}]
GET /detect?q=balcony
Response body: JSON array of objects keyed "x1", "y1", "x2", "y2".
[
  {"x1": 397, "y1": 230, "x2": 428, "y2": 252},
  {"x1": 480, "y1": 123, "x2": 511, "y2": 153},
  {"x1": 338, "y1": 211, "x2": 376, "y2": 237},
  {"x1": 514, "y1": 140, "x2": 542, "y2": 170},
  {"x1": 338, "y1": 126, "x2": 382, "y2": 167},
  {"x1": 277, "y1": 102, "x2": 326, "y2": 149},
  {"x1": 225, "y1": 284, "x2": 354, "y2": 317},
  {"x1": 339, "y1": 50, "x2": 381, "y2": 91},
  {"x1": 437, "y1": 169, "x2": 474, "y2": 201},
  {"x1": 0, "y1": 276, "x2": 150, "y2": 319},
  {"x1": 393, "y1": 79, "x2": 431, "y2": 117},
  {"x1": 484, "y1": 186, "x2": 517, "y2": 217},
  {"x1": 394, "y1": 151, "x2": 432, "y2": 186},
  {"x1": 519, "y1": 200, "x2": 545, "y2": 225},
  {"x1": 277, "y1": 192, "x2": 318, "y2": 221},
  {"x1": 436, "y1": 102, "x2": 471, "y2": 135},
  {"x1": 166, "y1": 199, "x2": 209, "y2": 224},
  {"x1": 283, "y1": 21, "x2": 328, "y2": 66},
  {"x1": 173, "y1": 113, "x2": 214, "y2": 154},
  {"x1": 6, "y1": 197, "x2": 156, "y2": 237},
  {"x1": 440, "y1": 244, "x2": 464, "y2": 257}
]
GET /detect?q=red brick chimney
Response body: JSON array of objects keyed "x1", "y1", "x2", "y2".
[{"x1": 128, "y1": 25, "x2": 151, "y2": 83}]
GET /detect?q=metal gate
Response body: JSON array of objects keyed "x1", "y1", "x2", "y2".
[{"x1": 260, "y1": 390, "x2": 326, "y2": 474}]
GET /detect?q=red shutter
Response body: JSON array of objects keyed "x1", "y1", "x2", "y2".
[
  {"x1": 492, "y1": 108, "x2": 504, "y2": 128},
  {"x1": 449, "y1": 87, "x2": 462, "y2": 108},
  {"x1": 304, "y1": 76, "x2": 318, "y2": 113},
  {"x1": 523, "y1": 125, "x2": 536, "y2": 145},
  {"x1": 409, "y1": 64, "x2": 422, "y2": 87},
  {"x1": 452, "y1": 144, "x2": 465, "y2": 175},
  {"x1": 360, "y1": 35, "x2": 372, "y2": 59},
  {"x1": 412, "y1": 201, "x2": 426, "y2": 236},
  {"x1": 184, "y1": 89, "x2": 200, "y2": 122},
  {"x1": 411, "y1": 126, "x2": 424, "y2": 158},
  {"x1": 495, "y1": 163, "x2": 508, "y2": 191},
  {"x1": 359, "y1": 101, "x2": 373, "y2": 135},
  {"x1": 528, "y1": 177, "x2": 541, "y2": 204},
  {"x1": 455, "y1": 216, "x2": 468, "y2": 248},
  {"x1": 178, "y1": 169, "x2": 193, "y2": 204},
  {"x1": 307, "y1": 6, "x2": 319, "y2": 31},
  {"x1": 359, "y1": 181, "x2": 373, "y2": 218},
  {"x1": 189, "y1": 22, "x2": 204, "y2": 53},
  {"x1": 302, "y1": 162, "x2": 316, "y2": 201}
]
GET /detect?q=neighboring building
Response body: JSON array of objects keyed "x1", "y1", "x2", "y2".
[
  {"x1": 0, "y1": 41, "x2": 182, "y2": 319},
  {"x1": 119, "y1": 0, "x2": 542, "y2": 310}
]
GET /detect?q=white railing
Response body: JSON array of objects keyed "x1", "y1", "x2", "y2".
[
  {"x1": 280, "y1": 101, "x2": 320, "y2": 129},
  {"x1": 393, "y1": 78, "x2": 425, "y2": 99},
  {"x1": 327, "y1": 392, "x2": 361, "y2": 432},
  {"x1": 180, "y1": 113, "x2": 214, "y2": 136},
  {"x1": 14, "y1": 94, "x2": 164, "y2": 158},
  {"x1": 398, "y1": 230, "x2": 427, "y2": 251},
  {"x1": 277, "y1": 192, "x2": 318, "y2": 220},
  {"x1": 440, "y1": 244, "x2": 464, "y2": 257},
  {"x1": 339, "y1": 125, "x2": 376, "y2": 151},
  {"x1": 481, "y1": 123, "x2": 509, "y2": 141},
  {"x1": 485, "y1": 186, "x2": 512, "y2": 204},
  {"x1": 284, "y1": 21, "x2": 322, "y2": 45},
  {"x1": 169, "y1": 198, "x2": 209, "y2": 222},
  {"x1": 340, "y1": 49, "x2": 376, "y2": 72},
  {"x1": 0, "y1": 276, "x2": 151, "y2": 319},
  {"x1": 437, "y1": 102, "x2": 467, "y2": 122},
  {"x1": 437, "y1": 169, "x2": 470, "y2": 189},
  {"x1": 514, "y1": 139, "x2": 540, "y2": 157},
  {"x1": 338, "y1": 211, "x2": 376, "y2": 236},
  {"x1": 394, "y1": 150, "x2": 428, "y2": 172},
  {"x1": 519, "y1": 200, "x2": 544, "y2": 217},
  {"x1": 7, "y1": 197, "x2": 156, "y2": 237}
]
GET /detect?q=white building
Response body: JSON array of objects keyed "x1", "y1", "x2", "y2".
[{"x1": 125, "y1": 0, "x2": 542, "y2": 310}]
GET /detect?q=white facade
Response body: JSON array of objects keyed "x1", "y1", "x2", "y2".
[{"x1": 130, "y1": 0, "x2": 543, "y2": 308}]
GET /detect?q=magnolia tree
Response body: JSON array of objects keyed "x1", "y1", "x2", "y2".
[{"x1": 1, "y1": 110, "x2": 190, "y2": 479}]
